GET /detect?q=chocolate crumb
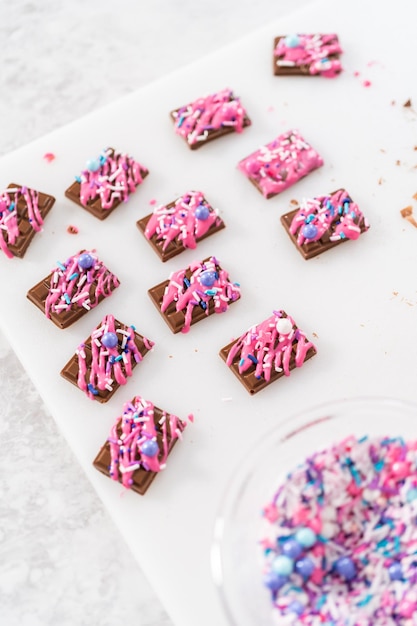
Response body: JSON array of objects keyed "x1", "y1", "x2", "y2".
[
  {"x1": 404, "y1": 99, "x2": 412, "y2": 107},
  {"x1": 67, "y1": 225, "x2": 79, "y2": 234},
  {"x1": 400, "y1": 206, "x2": 417, "y2": 227}
]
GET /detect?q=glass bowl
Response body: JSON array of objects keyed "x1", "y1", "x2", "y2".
[{"x1": 211, "y1": 397, "x2": 417, "y2": 626}]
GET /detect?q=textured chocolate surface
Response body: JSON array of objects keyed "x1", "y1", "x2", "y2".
[
  {"x1": 2, "y1": 183, "x2": 55, "y2": 258},
  {"x1": 280, "y1": 190, "x2": 368, "y2": 260},
  {"x1": 64, "y1": 149, "x2": 149, "y2": 220},
  {"x1": 148, "y1": 258, "x2": 240, "y2": 333},
  {"x1": 272, "y1": 35, "x2": 341, "y2": 76},
  {"x1": 136, "y1": 197, "x2": 225, "y2": 262},
  {"x1": 60, "y1": 319, "x2": 152, "y2": 403},
  {"x1": 26, "y1": 264, "x2": 119, "y2": 329},
  {"x1": 219, "y1": 314, "x2": 317, "y2": 395},
  {"x1": 93, "y1": 404, "x2": 184, "y2": 495},
  {"x1": 169, "y1": 109, "x2": 251, "y2": 151}
]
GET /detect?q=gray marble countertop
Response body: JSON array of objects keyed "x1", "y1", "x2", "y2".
[{"x1": 0, "y1": 1, "x2": 312, "y2": 625}]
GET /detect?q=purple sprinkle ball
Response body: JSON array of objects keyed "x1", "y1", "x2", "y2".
[{"x1": 260, "y1": 435, "x2": 417, "y2": 623}]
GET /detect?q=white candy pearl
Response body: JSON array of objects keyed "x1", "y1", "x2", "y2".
[
  {"x1": 320, "y1": 522, "x2": 338, "y2": 539},
  {"x1": 276, "y1": 318, "x2": 292, "y2": 335}
]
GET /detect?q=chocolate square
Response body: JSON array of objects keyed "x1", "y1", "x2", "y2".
[
  {"x1": 65, "y1": 147, "x2": 149, "y2": 220},
  {"x1": 60, "y1": 315, "x2": 154, "y2": 403},
  {"x1": 171, "y1": 88, "x2": 251, "y2": 150},
  {"x1": 273, "y1": 34, "x2": 342, "y2": 77},
  {"x1": 148, "y1": 256, "x2": 241, "y2": 333},
  {"x1": 220, "y1": 311, "x2": 317, "y2": 395},
  {"x1": 137, "y1": 191, "x2": 225, "y2": 262},
  {"x1": 237, "y1": 130, "x2": 323, "y2": 199},
  {"x1": 93, "y1": 399, "x2": 186, "y2": 495},
  {"x1": 280, "y1": 189, "x2": 369, "y2": 260},
  {"x1": 0, "y1": 183, "x2": 55, "y2": 259},
  {"x1": 26, "y1": 250, "x2": 120, "y2": 329}
]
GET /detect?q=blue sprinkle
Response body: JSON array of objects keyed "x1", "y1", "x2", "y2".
[
  {"x1": 56, "y1": 261, "x2": 67, "y2": 271},
  {"x1": 358, "y1": 435, "x2": 369, "y2": 443},
  {"x1": 316, "y1": 596, "x2": 327, "y2": 610},
  {"x1": 357, "y1": 595, "x2": 373, "y2": 607},
  {"x1": 8, "y1": 202, "x2": 15, "y2": 211},
  {"x1": 234, "y1": 282, "x2": 240, "y2": 287},
  {"x1": 350, "y1": 211, "x2": 357, "y2": 219},
  {"x1": 205, "y1": 289, "x2": 217, "y2": 296},
  {"x1": 87, "y1": 384, "x2": 99, "y2": 395},
  {"x1": 177, "y1": 116, "x2": 185, "y2": 128},
  {"x1": 339, "y1": 231, "x2": 346, "y2": 239},
  {"x1": 374, "y1": 460, "x2": 384, "y2": 472},
  {"x1": 199, "y1": 301, "x2": 207, "y2": 310},
  {"x1": 183, "y1": 277, "x2": 191, "y2": 288},
  {"x1": 305, "y1": 214, "x2": 315, "y2": 223},
  {"x1": 407, "y1": 488, "x2": 417, "y2": 502},
  {"x1": 239, "y1": 358, "x2": 245, "y2": 367},
  {"x1": 338, "y1": 206, "x2": 343, "y2": 215},
  {"x1": 75, "y1": 175, "x2": 82, "y2": 183},
  {"x1": 130, "y1": 324, "x2": 136, "y2": 330},
  {"x1": 248, "y1": 354, "x2": 258, "y2": 364},
  {"x1": 69, "y1": 272, "x2": 79, "y2": 281},
  {"x1": 63, "y1": 293, "x2": 71, "y2": 304},
  {"x1": 376, "y1": 538, "x2": 388, "y2": 549},
  {"x1": 394, "y1": 536, "x2": 400, "y2": 554},
  {"x1": 115, "y1": 355, "x2": 123, "y2": 362}
]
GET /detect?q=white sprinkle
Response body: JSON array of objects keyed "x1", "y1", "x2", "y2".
[{"x1": 77, "y1": 274, "x2": 87, "y2": 287}]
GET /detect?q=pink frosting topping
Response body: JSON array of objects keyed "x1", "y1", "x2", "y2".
[
  {"x1": 0, "y1": 185, "x2": 43, "y2": 259},
  {"x1": 144, "y1": 190, "x2": 222, "y2": 251},
  {"x1": 238, "y1": 130, "x2": 323, "y2": 198},
  {"x1": 289, "y1": 189, "x2": 369, "y2": 245},
  {"x1": 108, "y1": 395, "x2": 188, "y2": 489},
  {"x1": 161, "y1": 256, "x2": 241, "y2": 333},
  {"x1": 77, "y1": 148, "x2": 148, "y2": 209},
  {"x1": 172, "y1": 88, "x2": 249, "y2": 146},
  {"x1": 44, "y1": 250, "x2": 120, "y2": 319},
  {"x1": 274, "y1": 33, "x2": 343, "y2": 78},
  {"x1": 76, "y1": 314, "x2": 154, "y2": 400},
  {"x1": 226, "y1": 310, "x2": 316, "y2": 381}
]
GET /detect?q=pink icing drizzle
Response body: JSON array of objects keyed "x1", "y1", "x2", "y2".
[
  {"x1": 0, "y1": 185, "x2": 43, "y2": 259},
  {"x1": 78, "y1": 148, "x2": 147, "y2": 209},
  {"x1": 44, "y1": 250, "x2": 120, "y2": 318},
  {"x1": 289, "y1": 189, "x2": 369, "y2": 245},
  {"x1": 173, "y1": 88, "x2": 249, "y2": 146},
  {"x1": 76, "y1": 314, "x2": 154, "y2": 400},
  {"x1": 144, "y1": 191, "x2": 222, "y2": 251},
  {"x1": 274, "y1": 34, "x2": 343, "y2": 78},
  {"x1": 238, "y1": 130, "x2": 323, "y2": 198},
  {"x1": 226, "y1": 311, "x2": 315, "y2": 381},
  {"x1": 161, "y1": 256, "x2": 241, "y2": 334},
  {"x1": 108, "y1": 395, "x2": 187, "y2": 489}
]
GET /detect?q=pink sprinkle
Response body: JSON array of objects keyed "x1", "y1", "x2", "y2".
[
  {"x1": 187, "y1": 413, "x2": 194, "y2": 423},
  {"x1": 362, "y1": 80, "x2": 372, "y2": 87},
  {"x1": 149, "y1": 198, "x2": 157, "y2": 206},
  {"x1": 353, "y1": 71, "x2": 360, "y2": 77},
  {"x1": 43, "y1": 152, "x2": 56, "y2": 162},
  {"x1": 267, "y1": 105, "x2": 275, "y2": 113}
]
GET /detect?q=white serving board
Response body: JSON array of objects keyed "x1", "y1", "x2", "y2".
[{"x1": 1, "y1": 1, "x2": 417, "y2": 624}]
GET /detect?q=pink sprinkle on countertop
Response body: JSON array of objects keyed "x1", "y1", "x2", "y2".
[{"x1": 43, "y1": 152, "x2": 56, "y2": 162}]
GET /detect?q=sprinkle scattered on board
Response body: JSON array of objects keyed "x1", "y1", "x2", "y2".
[
  {"x1": 67, "y1": 225, "x2": 79, "y2": 234},
  {"x1": 43, "y1": 152, "x2": 56, "y2": 162}
]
